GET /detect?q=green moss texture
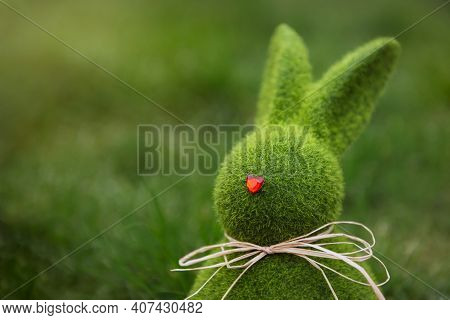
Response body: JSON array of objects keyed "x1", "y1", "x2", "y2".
[{"x1": 190, "y1": 24, "x2": 400, "y2": 299}]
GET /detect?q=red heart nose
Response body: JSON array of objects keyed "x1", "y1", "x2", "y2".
[{"x1": 246, "y1": 175, "x2": 265, "y2": 194}]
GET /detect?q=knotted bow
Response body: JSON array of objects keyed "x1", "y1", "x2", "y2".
[{"x1": 172, "y1": 221, "x2": 389, "y2": 300}]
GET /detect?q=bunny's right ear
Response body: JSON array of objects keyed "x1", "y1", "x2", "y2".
[{"x1": 255, "y1": 24, "x2": 312, "y2": 125}]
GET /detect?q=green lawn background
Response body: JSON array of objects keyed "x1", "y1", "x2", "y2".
[{"x1": 0, "y1": 0, "x2": 449, "y2": 299}]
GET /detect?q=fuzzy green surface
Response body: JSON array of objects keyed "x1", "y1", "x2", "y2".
[
  {"x1": 256, "y1": 24, "x2": 311, "y2": 125},
  {"x1": 199, "y1": 26, "x2": 400, "y2": 299},
  {"x1": 189, "y1": 238, "x2": 376, "y2": 300},
  {"x1": 302, "y1": 38, "x2": 401, "y2": 155},
  {"x1": 215, "y1": 126, "x2": 343, "y2": 246}
]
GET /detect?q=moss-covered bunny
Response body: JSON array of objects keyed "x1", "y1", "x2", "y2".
[{"x1": 187, "y1": 24, "x2": 400, "y2": 299}]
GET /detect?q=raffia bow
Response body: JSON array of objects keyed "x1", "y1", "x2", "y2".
[{"x1": 172, "y1": 221, "x2": 390, "y2": 300}]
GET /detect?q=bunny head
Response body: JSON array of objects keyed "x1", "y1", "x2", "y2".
[{"x1": 214, "y1": 24, "x2": 400, "y2": 246}]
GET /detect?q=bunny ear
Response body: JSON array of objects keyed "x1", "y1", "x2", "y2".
[
  {"x1": 302, "y1": 38, "x2": 400, "y2": 155},
  {"x1": 255, "y1": 24, "x2": 312, "y2": 125}
]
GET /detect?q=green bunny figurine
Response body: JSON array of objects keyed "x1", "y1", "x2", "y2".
[{"x1": 181, "y1": 24, "x2": 400, "y2": 299}]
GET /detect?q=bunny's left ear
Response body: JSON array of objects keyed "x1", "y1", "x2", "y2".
[
  {"x1": 255, "y1": 24, "x2": 312, "y2": 125},
  {"x1": 303, "y1": 38, "x2": 400, "y2": 155}
]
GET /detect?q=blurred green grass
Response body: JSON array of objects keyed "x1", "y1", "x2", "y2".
[{"x1": 0, "y1": 0, "x2": 449, "y2": 299}]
